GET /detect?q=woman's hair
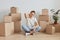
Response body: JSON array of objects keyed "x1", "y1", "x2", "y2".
[{"x1": 30, "y1": 10, "x2": 35, "y2": 14}]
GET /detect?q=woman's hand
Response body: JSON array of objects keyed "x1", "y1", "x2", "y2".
[
  {"x1": 34, "y1": 22, "x2": 38, "y2": 26},
  {"x1": 34, "y1": 22, "x2": 39, "y2": 29}
]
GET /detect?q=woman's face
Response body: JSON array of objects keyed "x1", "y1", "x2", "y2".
[
  {"x1": 29, "y1": 12, "x2": 35, "y2": 18},
  {"x1": 31, "y1": 12, "x2": 35, "y2": 16}
]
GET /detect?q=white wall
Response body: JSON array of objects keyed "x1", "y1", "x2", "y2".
[
  {"x1": 54, "y1": 0, "x2": 60, "y2": 9},
  {"x1": 0, "y1": 0, "x2": 60, "y2": 24}
]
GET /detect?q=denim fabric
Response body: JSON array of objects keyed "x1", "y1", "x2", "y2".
[
  {"x1": 22, "y1": 25, "x2": 41, "y2": 32},
  {"x1": 22, "y1": 25, "x2": 30, "y2": 32},
  {"x1": 35, "y1": 26, "x2": 41, "y2": 32}
]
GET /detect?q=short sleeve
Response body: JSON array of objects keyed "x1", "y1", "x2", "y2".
[{"x1": 34, "y1": 18, "x2": 38, "y2": 23}]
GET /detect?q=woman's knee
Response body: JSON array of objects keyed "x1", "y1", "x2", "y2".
[
  {"x1": 35, "y1": 26, "x2": 42, "y2": 32},
  {"x1": 38, "y1": 26, "x2": 42, "y2": 30},
  {"x1": 22, "y1": 25, "x2": 30, "y2": 32}
]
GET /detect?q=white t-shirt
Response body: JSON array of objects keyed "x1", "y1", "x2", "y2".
[{"x1": 26, "y1": 17, "x2": 38, "y2": 27}]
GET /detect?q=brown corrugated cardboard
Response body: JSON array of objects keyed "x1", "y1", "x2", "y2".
[
  {"x1": 39, "y1": 15, "x2": 49, "y2": 22},
  {"x1": 14, "y1": 21, "x2": 21, "y2": 33},
  {"x1": 11, "y1": 13, "x2": 21, "y2": 22},
  {"x1": 0, "y1": 22, "x2": 14, "y2": 36},
  {"x1": 42, "y1": 9, "x2": 48, "y2": 15},
  {"x1": 11, "y1": 13, "x2": 21, "y2": 33},
  {"x1": 4, "y1": 16, "x2": 12, "y2": 23},
  {"x1": 53, "y1": 24, "x2": 60, "y2": 32},
  {"x1": 39, "y1": 21, "x2": 49, "y2": 32},
  {"x1": 46, "y1": 25, "x2": 55, "y2": 34}
]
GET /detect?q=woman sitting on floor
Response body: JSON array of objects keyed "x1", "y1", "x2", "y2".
[{"x1": 22, "y1": 11, "x2": 41, "y2": 36}]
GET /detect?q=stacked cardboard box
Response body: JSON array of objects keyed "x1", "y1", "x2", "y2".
[
  {"x1": 0, "y1": 16, "x2": 14, "y2": 36},
  {"x1": 42, "y1": 9, "x2": 48, "y2": 15},
  {"x1": 39, "y1": 15, "x2": 49, "y2": 22},
  {"x1": 14, "y1": 21, "x2": 21, "y2": 33},
  {"x1": 53, "y1": 24, "x2": 60, "y2": 32},
  {"x1": 5, "y1": 22, "x2": 14, "y2": 36},
  {"x1": 11, "y1": 13, "x2": 21, "y2": 22},
  {"x1": 39, "y1": 21, "x2": 49, "y2": 32},
  {"x1": 46, "y1": 24, "x2": 55, "y2": 34},
  {"x1": 3, "y1": 15, "x2": 12, "y2": 22},
  {"x1": 38, "y1": 9, "x2": 49, "y2": 32},
  {"x1": 11, "y1": 13, "x2": 21, "y2": 33},
  {"x1": 39, "y1": 15, "x2": 49, "y2": 32}
]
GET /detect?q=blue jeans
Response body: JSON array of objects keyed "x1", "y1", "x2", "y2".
[{"x1": 22, "y1": 25, "x2": 41, "y2": 33}]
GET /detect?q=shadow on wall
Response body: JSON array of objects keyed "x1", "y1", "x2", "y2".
[{"x1": 0, "y1": 10, "x2": 9, "y2": 22}]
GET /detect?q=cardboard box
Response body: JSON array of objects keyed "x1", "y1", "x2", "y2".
[
  {"x1": 14, "y1": 21, "x2": 21, "y2": 33},
  {"x1": 46, "y1": 25, "x2": 55, "y2": 34},
  {"x1": 0, "y1": 22, "x2": 14, "y2": 36},
  {"x1": 11, "y1": 13, "x2": 21, "y2": 33},
  {"x1": 4, "y1": 16, "x2": 12, "y2": 23},
  {"x1": 5, "y1": 22, "x2": 14, "y2": 36},
  {"x1": 39, "y1": 15, "x2": 49, "y2": 22},
  {"x1": 42, "y1": 9, "x2": 48, "y2": 15},
  {"x1": 0, "y1": 22, "x2": 5, "y2": 36},
  {"x1": 11, "y1": 13, "x2": 21, "y2": 22},
  {"x1": 39, "y1": 21, "x2": 49, "y2": 32},
  {"x1": 53, "y1": 24, "x2": 60, "y2": 32}
]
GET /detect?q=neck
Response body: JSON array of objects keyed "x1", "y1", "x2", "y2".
[{"x1": 29, "y1": 16, "x2": 33, "y2": 18}]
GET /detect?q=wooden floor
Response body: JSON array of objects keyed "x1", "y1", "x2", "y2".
[{"x1": 0, "y1": 32, "x2": 60, "y2": 40}]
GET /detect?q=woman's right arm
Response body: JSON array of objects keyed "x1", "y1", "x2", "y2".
[{"x1": 24, "y1": 13, "x2": 27, "y2": 19}]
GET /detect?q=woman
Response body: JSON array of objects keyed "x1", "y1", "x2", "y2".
[{"x1": 22, "y1": 11, "x2": 41, "y2": 35}]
